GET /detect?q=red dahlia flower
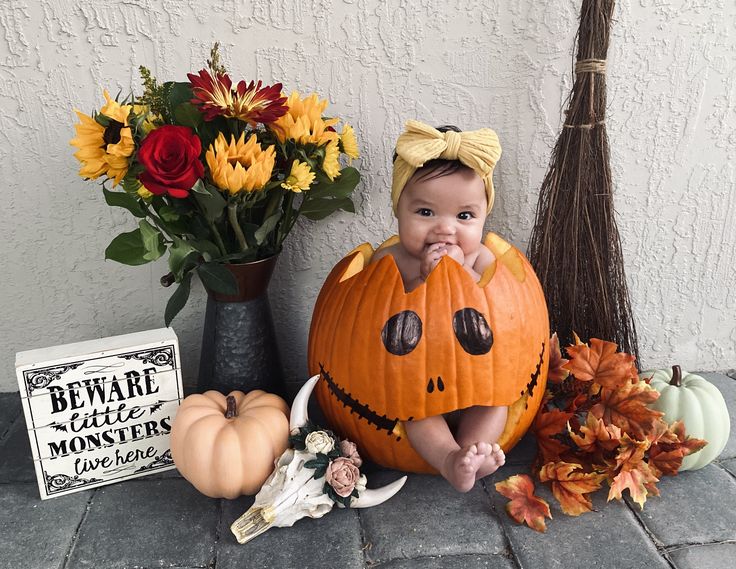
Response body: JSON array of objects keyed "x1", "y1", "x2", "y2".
[{"x1": 187, "y1": 69, "x2": 288, "y2": 126}]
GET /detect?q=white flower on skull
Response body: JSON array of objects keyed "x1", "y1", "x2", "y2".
[{"x1": 305, "y1": 430, "x2": 335, "y2": 454}]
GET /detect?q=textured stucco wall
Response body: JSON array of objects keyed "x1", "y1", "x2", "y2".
[{"x1": 1, "y1": 1, "x2": 734, "y2": 392}]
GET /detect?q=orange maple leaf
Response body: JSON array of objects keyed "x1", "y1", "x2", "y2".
[
  {"x1": 589, "y1": 382, "x2": 664, "y2": 439},
  {"x1": 564, "y1": 338, "x2": 637, "y2": 389},
  {"x1": 607, "y1": 435, "x2": 659, "y2": 508},
  {"x1": 547, "y1": 333, "x2": 570, "y2": 384},
  {"x1": 495, "y1": 474, "x2": 552, "y2": 532},
  {"x1": 533, "y1": 409, "x2": 574, "y2": 464},
  {"x1": 569, "y1": 412, "x2": 622, "y2": 453},
  {"x1": 671, "y1": 420, "x2": 708, "y2": 456},
  {"x1": 538, "y1": 461, "x2": 606, "y2": 516},
  {"x1": 648, "y1": 420, "x2": 708, "y2": 477}
]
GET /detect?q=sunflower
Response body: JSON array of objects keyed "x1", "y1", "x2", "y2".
[
  {"x1": 339, "y1": 124, "x2": 359, "y2": 161},
  {"x1": 206, "y1": 132, "x2": 276, "y2": 194},
  {"x1": 187, "y1": 69, "x2": 288, "y2": 126},
  {"x1": 322, "y1": 140, "x2": 341, "y2": 181},
  {"x1": 281, "y1": 160, "x2": 315, "y2": 193},
  {"x1": 272, "y1": 91, "x2": 339, "y2": 146},
  {"x1": 70, "y1": 90, "x2": 135, "y2": 186}
]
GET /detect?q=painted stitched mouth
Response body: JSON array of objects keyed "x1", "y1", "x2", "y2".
[{"x1": 319, "y1": 364, "x2": 400, "y2": 436}]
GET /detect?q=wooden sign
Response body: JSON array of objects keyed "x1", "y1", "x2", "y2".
[{"x1": 15, "y1": 328, "x2": 184, "y2": 500}]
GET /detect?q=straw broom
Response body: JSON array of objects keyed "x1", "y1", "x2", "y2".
[{"x1": 527, "y1": 0, "x2": 640, "y2": 362}]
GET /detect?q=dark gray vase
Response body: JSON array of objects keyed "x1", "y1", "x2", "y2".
[{"x1": 197, "y1": 256, "x2": 285, "y2": 396}]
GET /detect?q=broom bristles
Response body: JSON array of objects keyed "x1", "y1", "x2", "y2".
[{"x1": 527, "y1": 0, "x2": 640, "y2": 363}]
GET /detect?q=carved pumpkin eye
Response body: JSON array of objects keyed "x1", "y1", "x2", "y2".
[
  {"x1": 453, "y1": 308, "x2": 493, "y2": 355},
  {"x1": 381, "y1": 311, "x2": 423, "y2": 355}
]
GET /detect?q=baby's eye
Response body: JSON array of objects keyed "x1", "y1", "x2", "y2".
[
  {"x1": 457, "y1": 211, "x2": 475, "y2": 220},
  {"x1": 416, "y1": 208, "x2": 433, "y2": 217}
]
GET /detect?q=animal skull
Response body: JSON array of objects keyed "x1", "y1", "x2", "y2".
[{"x1": 231, "y1": 375, "x2": 407, "y2": 544}]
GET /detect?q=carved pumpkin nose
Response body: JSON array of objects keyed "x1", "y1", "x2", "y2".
[
  {"x1": 381, "y1": 310, "x2": 423, "y2": 355},
  {"x1": 453, "y1": 308, "x2": 493, "y2": 355}
]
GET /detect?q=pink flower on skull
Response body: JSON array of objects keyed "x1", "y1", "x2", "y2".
[
  {"x1": 339, "y1": 439, "x2": 363, "y2": 467},
  {"x1": 325, "y1": 457, "x2": 360, "y2": 497}
]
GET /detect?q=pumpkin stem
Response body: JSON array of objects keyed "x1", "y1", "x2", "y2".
[
  {"x1": 225, "y1": 395, "x2": 238, "y2": 418},
  {"x1": 670, "y1": 365, "x2": 682, "y2": 387}
]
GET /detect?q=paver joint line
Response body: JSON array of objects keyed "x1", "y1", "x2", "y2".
[
  {"x1": 480, "y1": 478, "x2": 523, "y2": 569},
  {"x1": 60, "y1": 488, "x2": 98, "y2": 569},
  {"x1": 622, "y1": 497, "x2": 678, "y2": 569},
  {"x1": 664, "y1": 539, "x2": 736, "y2": 553}
]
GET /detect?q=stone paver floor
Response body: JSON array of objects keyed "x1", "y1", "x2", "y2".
[{"x1": 1, "y1": 373, "x2": 734, "y2": 569}]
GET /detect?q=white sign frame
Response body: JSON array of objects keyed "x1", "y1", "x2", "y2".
[{"x1": 15, "y1": 328, "x2": 184, "y2": 500}]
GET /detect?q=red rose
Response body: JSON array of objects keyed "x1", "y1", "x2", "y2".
[{"x1": 138, "y1": 125, "x2": 204, "y2": 198}]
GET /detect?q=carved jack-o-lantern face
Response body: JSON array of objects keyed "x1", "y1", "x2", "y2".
[{"x1": 308, "y1": 233, "x2": 549, "y2": 473}]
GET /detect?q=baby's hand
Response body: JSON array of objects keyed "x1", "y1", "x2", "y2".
[
  {"x1": 443, "y1": 244, "x2": 465, "y2": 266},
  {"x1": 420, "y1": 243, "x2": 448, "y2": 280}
]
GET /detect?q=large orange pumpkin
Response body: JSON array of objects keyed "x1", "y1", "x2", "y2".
[{"x1": 308, "y1": 232, "x2": 549, "y2": 473}]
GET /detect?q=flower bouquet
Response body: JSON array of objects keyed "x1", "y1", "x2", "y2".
[{"x1": 70, "y1": 44, "x2": 360, "y2": 324}]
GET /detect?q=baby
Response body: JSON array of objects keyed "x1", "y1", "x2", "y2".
[{"x1": 372, "y1": 121, "x2": 507, "y2": 492}]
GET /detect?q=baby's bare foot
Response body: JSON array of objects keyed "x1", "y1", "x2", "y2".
[
  {"x1": 476, "y1": 442, "x2": 506, "y2": 480},
  {"x1": 442, "y1": 444, "x2": 487, "y2": 492}
]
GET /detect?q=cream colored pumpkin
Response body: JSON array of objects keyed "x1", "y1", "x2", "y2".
[
  {"x1": 643, "y1": 366, "x2": 730, "y2": 471},
  {"x1": 171, "y1": 390, "x2": 290, "y2": 498}
]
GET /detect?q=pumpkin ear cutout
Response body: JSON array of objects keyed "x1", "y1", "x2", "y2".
[
  {"x1": 483, "y1": 233, "x2": 526, "y2": 283},
  {"x1": 340, "y1": 243, "x2": 375, "y2": 282}
]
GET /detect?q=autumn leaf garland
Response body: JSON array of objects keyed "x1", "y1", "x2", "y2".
[{"x1": 497, "y1": 334, "x2": 707, "y2": 532}]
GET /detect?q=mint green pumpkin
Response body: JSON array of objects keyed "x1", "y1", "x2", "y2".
[{"x1": 643, "y1": 366, "x2": 730, "y2": 471}]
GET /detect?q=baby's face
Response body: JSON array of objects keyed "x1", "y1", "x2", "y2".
[{"x1": 396, "y1": 167, "x2": 487, "y2": 260}]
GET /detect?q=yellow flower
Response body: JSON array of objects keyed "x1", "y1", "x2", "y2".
[
  {"x1": 205, "y1": 132, "x2": 276, "y2": 194},
  {"x1": 281, "y1": 160, "x2": 315, "y2": 192},
  {"x1": 137, "y1": 185, "x2": 154, "y2": 199},
  {"x1": 322, "y1": 140, "x2": 341, "y2": 181},
  {"x1": 131, "y1": 104, "x2": 162, "y2": 135},
  {"x1": 340, "y1": 124, "x2": 359, "y2": 161},
  {"x1": 273, "y1": 91, "x2": 339, "y2": 146},
  {"x1": 70, "y1": 90, "x2": 135, "y2": 186}
]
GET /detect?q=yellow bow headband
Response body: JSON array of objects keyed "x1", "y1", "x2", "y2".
[{"x1": 391, "y1": 120, "x2": 502, "y2": 215}]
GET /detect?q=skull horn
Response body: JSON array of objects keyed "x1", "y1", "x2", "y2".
[
  {"x1": 288, "y1": 374, "x2": 408, "y2": 509},
  {"x1": 289, "y1": 374, "x2": 320, "y2": 431},
  {"x1": 351, "y1": 475, "x2": 407, "y2": 508}
]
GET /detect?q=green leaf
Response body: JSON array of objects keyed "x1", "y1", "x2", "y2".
[
  {"x1": 168, "y1": 237, "x2": 197, "y2": 280},
  {"x1": 189, "y1": 239, "x2": 222, "y2": 260},
  {"x1": 174, "y1": 102, "x2": 202, "y2": 128},
  {"x1": 164, "y1": 272, "x2": 192, "y2": 327},
  {"x1": 94, "y1": 113, "x2": 111, "y2": 127},
  {"x1": 254, "y1": 211, "x2": 282, "y2": 245},
  {"x1": 158, "y1": 205, "x2": 180, "y2": 222},
  {"x1": 104, "y1": 229, "x2": 150, "y2": 266},
  {"x1": 139, "y1": 219, "x2": 165, "y2": 261},
  {"x1": 300, "y1": 197, "x2": 355, "y2": 221},
  {"x1": 192, "y1": 182, "x2": 227, "y2": 222},
  {"x1": 308, "y1": 166, "x2": 360, "y2": 200},
  {"x1": 197, "y1": 263, "x2": 238, "y2": 295},
  {"x1": 166, "y1": 82, "x2": 194, "y2": 115},
  {"x1": 103, "y1": 188, "x2": 146, "y2": 218}
]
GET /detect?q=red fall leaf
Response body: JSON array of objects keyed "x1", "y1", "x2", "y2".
[
  {"x1": 607, "y1": 435, "x2": 659, "y2": 508},
  {"x1": 564, "y1": 338, "x2": 638, "y2": 389},
  {"x1": 538, "y1": 461, "x2": 606, "y2": 516},
  {"x1": 533, "y1": 409, "x2": 574, "y2": 464},
  {"x1": 569, "y1": 412, "x2": 622, "y2": 453},
  {"x1": 495, "y1": 474, "x2": 552, "y2": 532},
  {"x1": 547, "y1": 333, "x2": 570, "y2": 384},
  {"x1": 589, "y1": 382, "x2": 664, "y2": 440}
]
